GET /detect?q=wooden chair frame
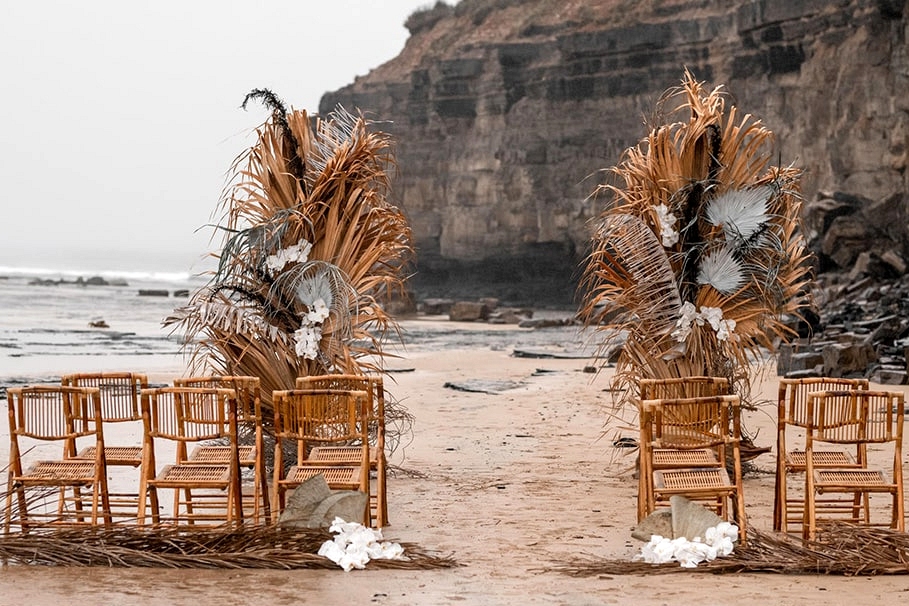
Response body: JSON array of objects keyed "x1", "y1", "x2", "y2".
[
  {"x1": 174, "y1": 375, "x2": 270, "y2": 525},
  {"x1": 803, "y1": 389, "x2": 905, "y2": 540},
  {"x1": 5, "y1": 385, "x2": 112, "y2": 532},
  {"x1": 636, "y1": 376, "x2": 730, "y2": 522},
  {"x1": 773, "y1": 377, "x2": 869, "y2": 533},
  {"x1": 137, "y1": 387, "x2": 243, "y2": 527},
  {"x1": 641, "y1": 395, "x2": 747, "y2": 542},
  {"x1": 61, "y1": 372, "x2": 148, "y2": 519},
  {"x1": 272, "y1": 389, "x2": 370, "y2": 526},
  {"x1": 295, "y1": 373, "x2": 388, "y2": 527}
]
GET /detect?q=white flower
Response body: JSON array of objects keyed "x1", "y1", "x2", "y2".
[
  {"x1": 655, "y1": 204, "x2": 679, "y2": 248},
  {"x1": 671, "y1": 301, "x2": 698, "y2": 342},
  {"x1": 319, "y1": 517, "x2": 405, "y2": 571},
  {"x1": 671, "y1": 303, "x2": 736, "y2": 343},
  {"x1": 307, "y1": 297, "x2": 330, "y2": 324},
  {"x1": 635, "y1": 522, "x2": 738, "y2": 567},
  {"x1": 265, "y1": 240, "x2": 313, "y2": 273},
  {"x1": 293, "y1": 323, "x2": 322, "y2": 359}
]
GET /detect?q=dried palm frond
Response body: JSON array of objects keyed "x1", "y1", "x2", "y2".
[
  {"x1": 545, "y1": 523, "x2": 909, "y2": 576},
  {"x1": 578, "y1": 69, "x2": 814, "y2": 411},
  {"x1": 0, "y1": 525, "x2": 458, "y2": 570},
  {"x1": 165, "y1": 91, "x2": 414, "y2": 419}
]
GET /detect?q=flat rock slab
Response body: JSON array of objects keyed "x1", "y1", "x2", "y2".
[{"x1": 443, "y1": 379, "x2": 525, "y2": 394}]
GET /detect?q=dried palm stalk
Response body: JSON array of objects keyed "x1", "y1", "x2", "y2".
[
  {"x1": 579, "y1": 70, "x2": 814, "y2": 411},
  {"x1": 546, "y1": 523, "x2": 909, "y2": 576},
  {"x1": 0, "y1": 525, "x2": 458, "y2": 570},
  {"x1": 165, "y1": 90, "x2": 414, "y2": 416}
]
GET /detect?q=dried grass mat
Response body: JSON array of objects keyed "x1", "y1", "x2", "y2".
[
  {"x1": 545, "y1": 524, "x2": 909, "y2": 577},
  {"x1": 0, "y1": 525, "x2": 460, "y2": 570}
]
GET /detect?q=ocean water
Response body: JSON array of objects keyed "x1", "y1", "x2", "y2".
[
  {"x1": 0, "y1": 266, "x2": 207, "y2": 392},
  {"x1": 0, "y1": 263, "x2": 595, "y2": 397}
]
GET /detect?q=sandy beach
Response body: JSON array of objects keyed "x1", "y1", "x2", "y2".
[{"x1": 2, "y1": 317, "x2": 909, "y2": 605}]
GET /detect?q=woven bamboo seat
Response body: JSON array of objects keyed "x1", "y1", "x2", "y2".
[
  {"x1": 77, "y1": 445, "x2": 144, "y2": 466},
  {"x1": 174, "y1": 376, "x2": 270, "y2": 524},
  {"x1": 18, "y1": 461, "x2": 101, "y2": 483},
  {"x1": 295, "y1": 374, "x2": 389, "y2": 527},
  {"x1": 803, "y1": 390, "x2": 905, "y2": 540},
  {"x1": 272, "y1": 389, "x2": 370, "y2": 526},
  {"x1": 654, "y1": 467, "x2": 732, "y2": 491},
  {"x1": 155, "y1": 464, "x2": 232, "y2": 486},
  {"x1": 636, "y1": 377, "x2": 731, "y2": 523},
  {"x1": 5, "y1": 386, "x2": 112, "y2": 532},
  {"x1": 785, "y1": 450, "x2": 854, "y2": 468},
  {"x1": 137, "y1": 387, "x2": 244, "y2": 527},
  {"x1": 652, "y1": 448, "x2": 718, "y2": 468},
  {"x1": 287, "y1": 465, "x2": 363, "y2": 489},
  {"x1": 773, "y1": 377, "x2": 869, "y2": 534}
]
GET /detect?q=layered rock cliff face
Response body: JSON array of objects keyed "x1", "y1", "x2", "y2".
[{"x1": 321, "y1": 0, "x2": 908, "y2": 305}]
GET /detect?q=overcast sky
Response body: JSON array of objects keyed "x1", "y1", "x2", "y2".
[{"x1": 0, "y1": 1, "x2": 436, "y2": 276}]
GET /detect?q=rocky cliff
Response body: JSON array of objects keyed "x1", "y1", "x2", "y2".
[{"x1": 321, "y1": 0, "x2": 908, "y2": 305}]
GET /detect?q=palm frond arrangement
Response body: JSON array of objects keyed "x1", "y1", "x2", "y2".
[
  {"x1": 166, "y1": 90, "x2": 414, "y2": 408},
  {"x1": 579, "y1": 70, "x2": 814, "y2": 406}
]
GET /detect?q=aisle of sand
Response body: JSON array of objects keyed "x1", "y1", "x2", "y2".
[{"x1": 2, "y1": 327, "x2": 908, "y2": 605}]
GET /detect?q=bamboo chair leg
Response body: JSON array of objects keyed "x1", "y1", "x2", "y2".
[{"x1": 377, "y1": 454, "x2": 388, "y2": 528}]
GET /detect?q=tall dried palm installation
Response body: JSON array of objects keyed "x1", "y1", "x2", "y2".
[
  {"x1": 166, "y1": 90, "x2": 413, "y2": 410},
  {"x1": 579, "y1": 71, "x2": 814, "y2": 411}
]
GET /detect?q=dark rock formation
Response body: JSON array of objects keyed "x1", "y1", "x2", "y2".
[{"x1": 321, "y1": 0, "x2": 908, "y2": 304}]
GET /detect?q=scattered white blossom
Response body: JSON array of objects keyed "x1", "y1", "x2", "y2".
[
  {"x1": 293, "y1": 297, "x2": 331, "y2": 359},
  {"x1": 635, "y1": 522, "x2": 738, "y2": 568},
  {"x1": 655, "y1": 204, "x2": 679, "y2": 248},
  {"x1": 670, "y1": 301, "x2": 699, "y2": 342},
  {"x1": 318, "y1": 517, "x2": 406, "y2": 571},
  {"x1": 671, "y1": 303, "x2": 736, "y2": 343},
  {"x1": 266, "y1": 240, "x2": 313, "y2": 273}
]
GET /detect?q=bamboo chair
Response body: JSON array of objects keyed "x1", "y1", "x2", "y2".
[
  {"x1": 641, "y1": 395, "x2": 747, "y2": 543},
  {"x1": 173, "y1": 376, "x2": 269, "y2": 524},
  {"x1": 137, "y1": 387, "x2": 243, "y2": 527},
  {"x1": 636, "y1": 376, "x2": 730, "y2": 522},
  {"x1": 5, "y1": 385, "x2": 112, "y2": 532},
  {"x1": 803, "y1": 390, "x2": 905, "y2": 540},
  {"x1": 272, "y1": 389, "x2": 370, "y2": 526},
  {"x1": 773, "y1": 377, "x2": 870, "y2": 534},
  {"x1": 295, "y1": 373, "x2": 388, "y2": 527},
  {"x1": 61, "y1": 372, "x2": 148, "y2": 519}
]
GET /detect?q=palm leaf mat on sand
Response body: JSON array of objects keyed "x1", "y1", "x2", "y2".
[
  {"x1": 0, "y1": 525, "x2": 459, "y2": 569},
  {"x1": 546, "y1": 523, "x2": 909, "y2": 576}
]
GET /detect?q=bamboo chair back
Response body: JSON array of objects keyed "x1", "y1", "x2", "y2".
[
  {"x1": 61, "y1": 372, "x2": 147, "y2": 424},
  {"x1": 803, "y1": 390, "x2": 905, "y2": 539},
  {"x1": 294, "y1": 374, "x2": 388, "y2": 526},
  {"x1": 5, "y1": 385, "x2": 111, "y2": 531},
  {"x1": 773, "y1": 377, "x2": 869, "y2": 533},
  {"x1": 641, "y1": 395, "x2": 747, "y2": 541},
  {"x1": 137, "y1": 387, "x2": 242, "y2": 526},
  {"x1": 271, "y1": 389, "x2": 370, "y2": 525},
  {"x1": 173, "y1": 375, "x2": 269, "y2": 523}
]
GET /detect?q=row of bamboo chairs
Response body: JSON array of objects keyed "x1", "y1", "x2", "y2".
[
  {"x1": 636, "y1": 376, "x2": 905, "y2": 542},
  {"x1": 4, "y1": 372, "x2": 389, "y2": 533}
]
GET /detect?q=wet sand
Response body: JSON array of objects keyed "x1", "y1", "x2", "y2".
[{"x1": 2, "y1": 319, "x2": 908, "y2": 605}]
